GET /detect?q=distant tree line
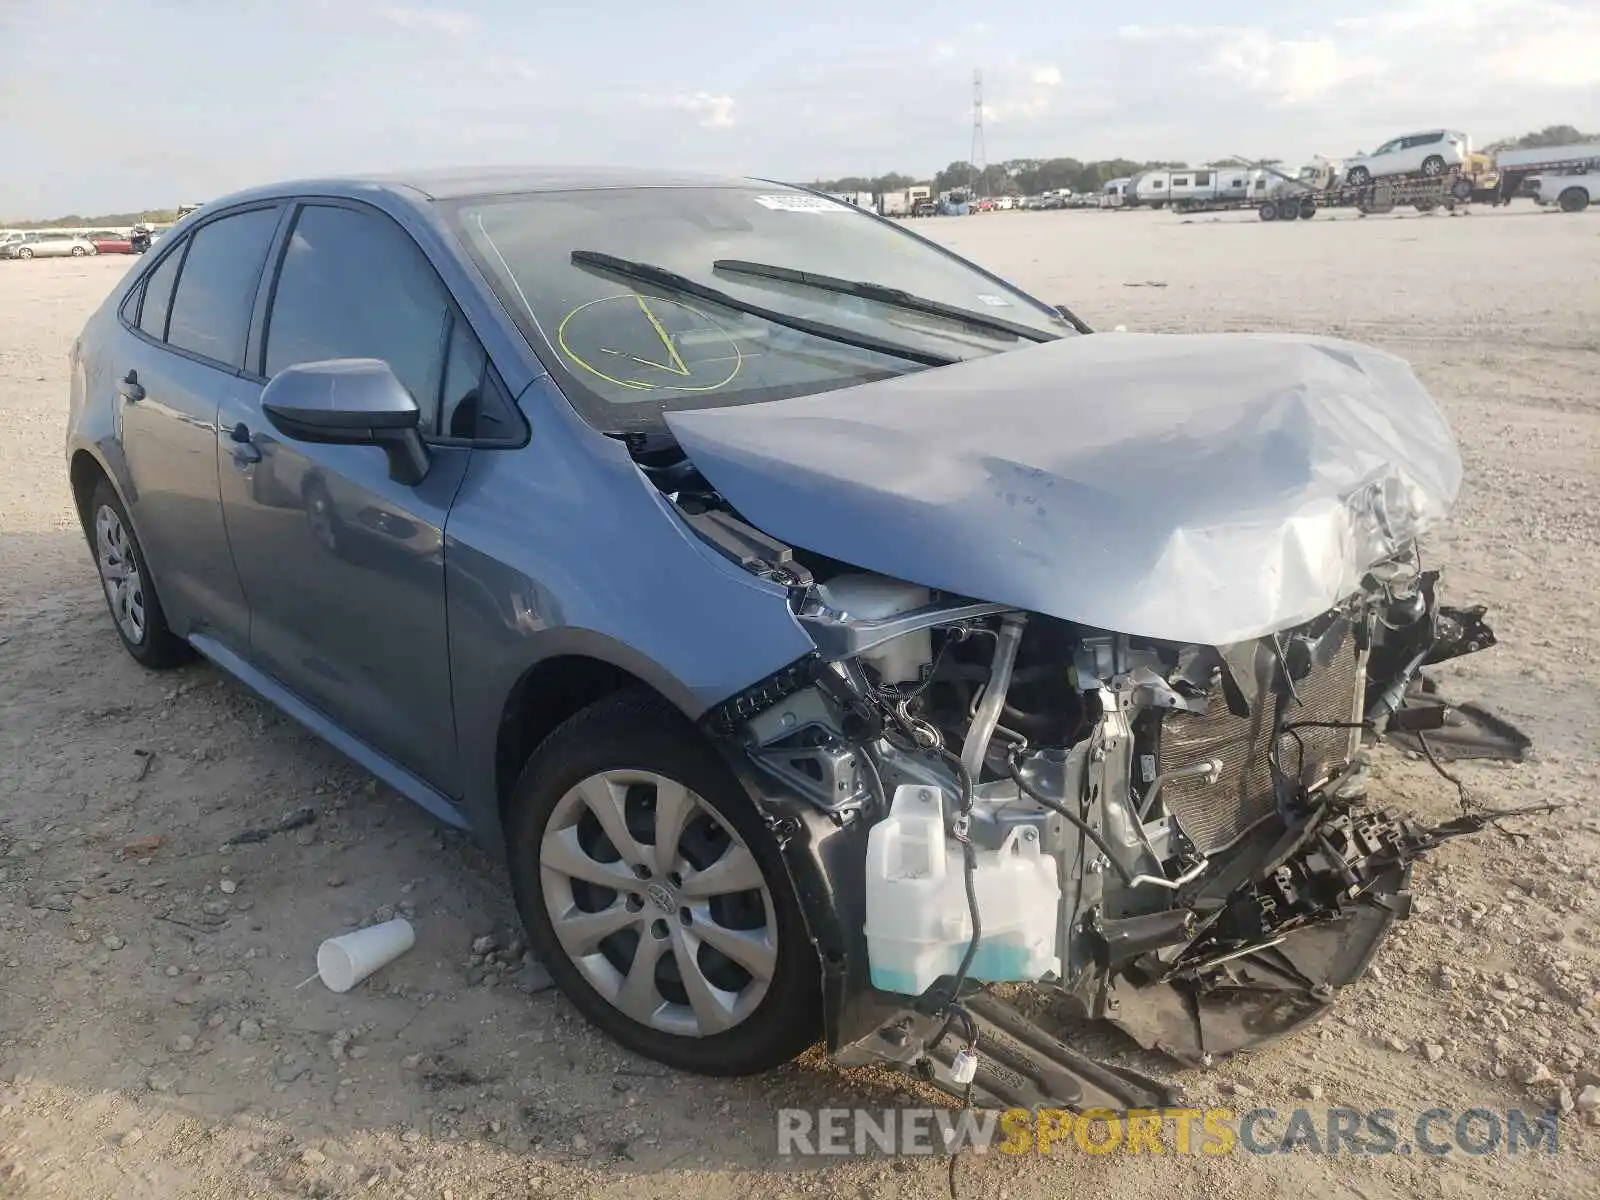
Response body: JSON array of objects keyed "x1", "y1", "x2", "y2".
[
  {"x1": 10, "y1": 127, "x2": 1595, "y2": 225},
  {"x1": 3, "y1": 208, "x2": 177, "y2": 230},
  {"x1": 1483, "y1": 124, "x2": 1597, "y2": 152},
  {"x1": 817, "y1": 126, "x2": 1597, "y2": 197},
  {"x1": 814, "y1": 159, "x2": 1181, "y2": 197}
]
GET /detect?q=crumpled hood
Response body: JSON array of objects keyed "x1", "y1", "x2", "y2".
[{"x1": 665, "y1": 331, "x2": 1461, "y2": 646}]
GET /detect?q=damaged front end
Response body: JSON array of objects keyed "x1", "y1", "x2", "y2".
[
  {"x1": 698, "y1": 549, "x2": 1529, "y2": 1110},
  {"x1": 652, "y1": 330, "x2": 1542, "y2": 1109}
]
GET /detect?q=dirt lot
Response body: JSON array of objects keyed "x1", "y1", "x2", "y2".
[{"x1": 2, "y1": 204, "x2": 1599, "y2": 1200}]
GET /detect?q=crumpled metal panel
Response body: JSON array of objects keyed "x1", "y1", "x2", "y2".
[{"x1": 667, "y1": 332, "x2": 1461, "y2": 646}]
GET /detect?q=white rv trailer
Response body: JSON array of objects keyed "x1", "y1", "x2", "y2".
[
  {"x1": 1099, "y1": 177, "x2": 1132, "y2": 208},
  {"x1": 1133, "y1": 166, "x2": 1271, "y2": 208},
  {"x1": 1492, "y1": 141, "x2": 1600, "y2": 172}
]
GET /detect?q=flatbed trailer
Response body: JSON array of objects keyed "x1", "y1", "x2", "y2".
[{"x1": 1173, "y1": 162, "x2": 1476, "y2": 221}]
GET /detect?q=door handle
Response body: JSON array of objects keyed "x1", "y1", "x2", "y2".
[
  {"x1": 117, "y1": 371, "x2": 145, "y2": 402},
  {"x1": 227, "y1": 422, "x2": 262, "y2": 465}
]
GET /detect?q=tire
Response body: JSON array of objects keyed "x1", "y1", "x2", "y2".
[
  {"x1": 1346, "y1": 167, "x2": 1371, "y2": 186},
  {"x1": 71, "y1": 246, "x2": 86, "y2": 256},
  {"x1": 1559, "y1": 188, "x2": 1590, "y2": 214},
  {"x1": 1258, "y1": 202, "x2": 1278, "y2": 221},
  {"x1": 86, "y1": 477, "x2": 192, "y2": 668},
  {"x1": 504, "y1": 688, "x2": 822, "y2": 1076},
  {"x1": 1276, "y1": 199, "x2": 1300, "y2": 221},
  {"x1": 16, "y1": 247, "x2": 32, "y2": 260},
  {"x1": 1421, "y1": 156, "x2": 1446, "y2": 177},
  {"x1": 1298, "y1": 200, "x2": 1317, "y2": 220}
]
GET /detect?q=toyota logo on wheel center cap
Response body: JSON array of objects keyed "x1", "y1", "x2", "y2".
[{"x1": 646, "y1": 882, "x2": 678, "y2": 913}]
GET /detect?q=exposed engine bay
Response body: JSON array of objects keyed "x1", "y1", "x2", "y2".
[
  {"x1": 658, "y1": 461, "x2": 1537, "y2": 1110},
  {"x1": 625, "y1": 327, "x2": 1545, "y2": 1111}
]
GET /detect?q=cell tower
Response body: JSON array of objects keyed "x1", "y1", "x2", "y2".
[{"x1": 969, "y1": 69, "x2": 986, "y2": 195}]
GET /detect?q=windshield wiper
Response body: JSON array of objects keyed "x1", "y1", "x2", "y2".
[
  {"x1": 569, "y1": 250, "x2": 959, "y2": 368},
  {"x1": 712, "y1": 259, "x2": 1062, "y2": 344}
]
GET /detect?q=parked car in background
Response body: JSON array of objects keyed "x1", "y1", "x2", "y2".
[
  {"x1": 1344, "y1": 130, "x2": 1469, "y2": 184},
  {"x1": 3, "y1": 231, "x2": 98, "y2": 259},
  {"x1": 1528, "y1": 170, "x2": 1597, "y2": 212},
  {"x1": 88, "y1": 230, "x2": 135, "y2": 254}
]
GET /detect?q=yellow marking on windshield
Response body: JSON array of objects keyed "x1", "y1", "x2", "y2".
[
  {"x1": 633, "y1": 295, "x2": 692, "y2": 375},
  {"x1": 556, "y1": 293, "x2": 743, "y2": 394}
]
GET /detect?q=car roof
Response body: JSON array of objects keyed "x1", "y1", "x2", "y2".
[{"x1": 204, "y1": 166, "x2": 779, "y2": 208}]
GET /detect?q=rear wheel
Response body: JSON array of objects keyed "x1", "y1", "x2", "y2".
[
  {"x1": 86, "y1": 478, "x2": 191, "y2": 668},
  {"x1": 504, "y1": 689, "x2": 821, "y2": 1076},
  {"x1": 1346, "y1": 166, "x2": 1372, "y2": 186},
  {"x1": 1559, "y1": 187, "x2": 1590, "y2": 213},
  {"x1": 1421, "y1": 155, "x2": 1446, "y2": 177},
  {"x1": 1258, "y1": 202, "x2": 1278, "y2": 221}
]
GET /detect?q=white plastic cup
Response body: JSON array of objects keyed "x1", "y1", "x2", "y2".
[{"x1": 316, "y1": 918, "x2": 415, "y2": 993}]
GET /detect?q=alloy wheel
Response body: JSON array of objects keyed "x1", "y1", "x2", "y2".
[
  {"x1": 95, "y1": 504, "x2": 146, "y2": 645},
  {"x1": 539, "y1": 769, "x2": 777, "y2": 1038}
]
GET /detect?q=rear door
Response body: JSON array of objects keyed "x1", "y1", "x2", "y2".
[
  {"x1": 216, "y1": 199, "x2": 476, "y2": 793},
  {"x1": 112, "y1": 204, "x2": 284, "y2": 650}
]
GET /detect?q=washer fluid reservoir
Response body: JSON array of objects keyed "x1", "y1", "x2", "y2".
[{"x1": 864, "y1": 785, "x2": 1061, "y2": 996}]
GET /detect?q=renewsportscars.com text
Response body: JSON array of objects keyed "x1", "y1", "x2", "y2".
[{"x1": 776, "y1": 1106, "x2": 1561, "y2": 1157}]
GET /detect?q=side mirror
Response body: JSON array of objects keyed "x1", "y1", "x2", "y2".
[{"x1": 261, "y1": 359, "x2": 430, "y2": 486}]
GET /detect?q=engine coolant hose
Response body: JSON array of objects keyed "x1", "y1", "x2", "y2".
[{"x1": 960, "y1": 613, "x2": 1027, "y2": 781}]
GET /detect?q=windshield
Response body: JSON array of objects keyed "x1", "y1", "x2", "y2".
[{"x1": 437, "y1": 184, "x2": 1072, "y2": 434}]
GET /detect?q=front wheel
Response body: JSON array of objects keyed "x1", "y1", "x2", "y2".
[
  {"x1": 16, "y1": 247, "x2": 32, "y2": 260},
  {"x1": 71, "y1": 245, "x2": 88, "y2": 256},
  {"x1": 1346, "y1": 167, "x2": 1372, "y2": 186},
  {"x1": 1421, "y1": 155, "x2": 1446, "y2": 177},
  {"x1": 505, "y1": 689, "x2": 822, "y2": 1076},
  {"x1": 1559, "y1": 188, "x2": 1590, "y2": 213}
]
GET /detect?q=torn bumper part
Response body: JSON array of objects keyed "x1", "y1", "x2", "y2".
[{"x1": 676, "y1": 331, "x2": 1535, "y2": 1111}]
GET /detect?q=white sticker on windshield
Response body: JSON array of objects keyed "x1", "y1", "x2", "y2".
[
  {"x1": 975, "y1": 294, "x2": 1012, "y2": 307},
  {"x1": 753, "y1": 194, "x2": 849, "y2": 213}
]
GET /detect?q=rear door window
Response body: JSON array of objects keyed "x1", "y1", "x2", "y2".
[
  {"x1": 262, "y1": 204, "x2": 451, "y2": 429},
  {"x1": 165, "y1": 207, "x2": 280, "y2": 367},
  {"x1": 137, "y1": 244, "x2": 184, "y2": 340}
]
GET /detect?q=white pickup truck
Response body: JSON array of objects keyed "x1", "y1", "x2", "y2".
[{"x1": 1528, "y1": 171, "x2": 1598, "y2": 212}]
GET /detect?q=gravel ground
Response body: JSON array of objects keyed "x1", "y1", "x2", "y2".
[{"x1": 1, "y1": 203, "x2": 1598, "y2": 1200}]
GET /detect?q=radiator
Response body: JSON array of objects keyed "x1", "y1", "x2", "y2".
[{"x1": 1154, "y1": 620, "x2": 1365, "y2": 854}]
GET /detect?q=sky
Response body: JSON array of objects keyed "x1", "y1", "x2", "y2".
[{"x1": 2, "y1": 0, "x2": 1598, "y2": 217}]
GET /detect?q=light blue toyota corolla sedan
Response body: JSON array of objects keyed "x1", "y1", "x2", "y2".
[{"x1": 66, "y1": 167, "x2": 1516, "y2": 1108}]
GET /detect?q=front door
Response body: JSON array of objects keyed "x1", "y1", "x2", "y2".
[{"x1": 217, "y1": 200, "x2": 478, "y2": 795}]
